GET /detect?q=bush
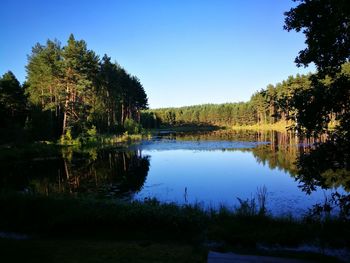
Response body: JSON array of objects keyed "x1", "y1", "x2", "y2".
[
  {"x1": 124, "y1": 118, "x2": 142, "y2": 134},
  {"x1": 59, "y1": 129, "x2": 79, "y2": 145}
]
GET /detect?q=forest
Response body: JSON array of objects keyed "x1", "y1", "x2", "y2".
[
  {"x1": 2, "y1": 33, "x2": 349, "y2": 144},
  {"x1": 141, "y1": 64, "x2": 349, "y2": 135},
  {"x1": 0, "y1": 34, "x2": 148, "y2": 144}
]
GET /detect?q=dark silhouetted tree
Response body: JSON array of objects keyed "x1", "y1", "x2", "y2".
[{"x1": 0, "y1": 71, "x2": 26, "y2": 142}]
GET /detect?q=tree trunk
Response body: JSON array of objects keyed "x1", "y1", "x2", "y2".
[
  {"x1": 121, "y1": 103, "x2": 124, "y2": 125},
  {"x1": 137, "y1": 109, "x2": 140, "y2": 123},
  {"x1": 62, "y1": 83, "x2": 69, "y2": 136}
]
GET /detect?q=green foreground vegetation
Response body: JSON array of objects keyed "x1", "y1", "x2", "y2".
[
  {"x1": 0, "y1": 192, "x2": 349, "y2": 246},
  {"x1": 0, "y1": 193, "x2": 348, "y2": 262}
]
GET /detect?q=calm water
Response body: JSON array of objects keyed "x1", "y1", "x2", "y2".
[
  {"x1": 1, "y1": 130, "x2": 346, "y2": 216},
  {"x1": 132, "y1": 132, "x2": 340, "y2": 216}
]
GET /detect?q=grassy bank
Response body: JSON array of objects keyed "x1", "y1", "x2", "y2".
[
  {"x1": 231, "y1": 121, "x2": 290, "y2": 132},
  {"x1": 0, "y1": 193, "x2": 349, "y2": 249},
  {"x1": 58, "y1": 132, "x2": 149, "y2": 147},
  {"x1": 231, "y1": 121, "x2": 339, "y2": 133},
  {"x1": 0, "y1": 132, "x2": 148, "y2": 161},
  {"x1": 149, "y1": 124, "x2": 221, "y2": 134},
  {"x1": 149, "y1": 122, "x2": 291, "y2": 133}
]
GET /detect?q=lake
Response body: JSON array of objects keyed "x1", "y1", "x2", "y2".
[{"x1": 1, "y1": 130, "x2": 346, "y2": 216}]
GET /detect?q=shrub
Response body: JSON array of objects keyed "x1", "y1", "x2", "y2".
[{"x1": 124, "y1": 118, "x2": 142, "y2": 134}]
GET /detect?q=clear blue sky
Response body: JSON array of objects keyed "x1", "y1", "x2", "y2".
[{"x1": 0, "y1": 0, "x2": 313, "y2": 108}]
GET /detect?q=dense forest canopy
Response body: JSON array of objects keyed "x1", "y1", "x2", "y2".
[
  {"x1": 141, "y1": 66, "x2": 349, "y2": 131},
  {"x1": 0, "y1": 34, "x2": 148, "y2": 143}
]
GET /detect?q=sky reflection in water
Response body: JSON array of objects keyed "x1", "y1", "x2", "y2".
[{"x1": 134, "y1": 137, "x2": 338, "y2": 216}]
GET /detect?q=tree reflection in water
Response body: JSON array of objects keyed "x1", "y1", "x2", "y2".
[
  {"x1": 1, "y1": 130, "x2": 349, "y2": 217},
  {"x1": 177, "y1": 130, "x2": 349, "y2": 217},
  {"x1": 295, "y1": 135, "x2": 350, "y2": 219},
  {"x1": 245, "y1": 130, "x2": 349, "y2": 219},
  {"x1": 156, "y1": 130, "x2": 349, "y2": 197},
  {"x1": 1, "y1": 147, "x2": 150, "y2": 200}
]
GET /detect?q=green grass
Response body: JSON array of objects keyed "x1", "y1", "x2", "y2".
[
  {"x1": 0, "y1": 132, "x2": 148, "y2": 161},
  {"x1": 151, "y1": 121, "x2": 291, "y2": 132},
  {"x1": 231, "y1": 121, "x2": 291, "y2": 132},
  {"x1": 0, "y1": 193, "x2": 347, "y2": 262},
  {"x1": 0, "y1": 192, "x2": 349, "y2": 248},
  {"x1": 149, "y1": 124, "x2": 221, "y2": 133},
  {"x1": 0, "y1": 193, "x2": 206, "y2": 242},
  {"x1": 58, "y1": 132, "x2": 147, "y2": 147}
]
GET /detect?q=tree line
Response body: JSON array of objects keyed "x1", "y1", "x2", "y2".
[
  {"x1": 0, "y1": 34, "x2": 148, "y2": 143},
  {"x1": 141, "y1": 65, "x2": 349, "y2": 132}
]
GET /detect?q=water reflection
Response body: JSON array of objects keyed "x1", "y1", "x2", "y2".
[
  {"x1": 133, "y1": 130, "x2": 347, "y2": 215},
  {"x1": 1, "y1": 148, "x2": 150, "y2": 200},
  {"x1": 1, "y1": 130, "x2": 348, "y2": 215}
]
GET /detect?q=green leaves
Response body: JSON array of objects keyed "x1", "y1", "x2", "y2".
[
  {"x1": 0, "y1": 71, "x2": 27, "y2": 142},
  {"x1": 24, "y1": 34, "x2": 148, "y2": 139},
  {"x1": 284, "y1": 0, "x2": 350, "y2": 76}
]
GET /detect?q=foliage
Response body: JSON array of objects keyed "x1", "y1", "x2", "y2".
[
  {"x1": 141, "y1": 73, "x2": 317, "y2": 130},
  {"x1": 284, "y1": 0, "x2": 350, "y2": 76},
  {"x1": 284, "y1": 0, "x2": 350, "y2": 220},
  {"x1": 0, "y1": 71, "x2": 26, "y2": 142},
  {"x1": 1, "y1": 192, "x2": 349, "y2": 249},
  {"x1": 234, "y1": 186, "x2": 268, "y2": 217},
  {"x1": 235, "y1": 197, "x2": 257, "y2": 217},
  {"x1": 0, "y1": 193, "x2": 206, "y2": 241},
  {"x1": 0, "y1": 34, "x2": 149, "y2": 143},
  {"x1": 123, "y1": 118, "x2": 142, "y2": 134},
  {"x1": 58, "y1": 129, "x2": 79, "y2": 146},
  {"x1": 284, "y1": 0, "x2": 350, "y2": 137}
]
